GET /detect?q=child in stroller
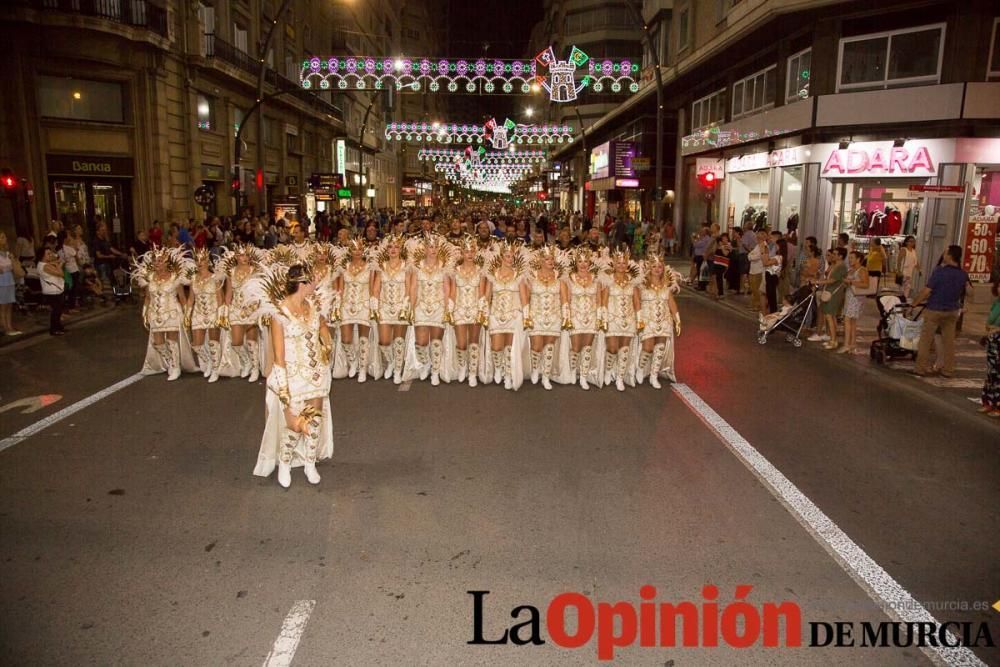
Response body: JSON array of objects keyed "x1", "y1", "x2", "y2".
[
  {"x1": 870, "y1": 294, "x2": 922, "y2": 364},
  {"x1": 757, "y1": 283, "x2": 816, "y2": 347}
]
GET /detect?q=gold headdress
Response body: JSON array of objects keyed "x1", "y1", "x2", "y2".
[
  {"x1": 529, "y1": 244, "x2": 566, "y2": 275},
  {"x1": 376, "y1": 233, "x2": 408, "y2": 266},
  {"x1": 487, "y1": 238, "x2": 526, "y2": 275},
  {"x1": 412, "y1": 232, "x2": 451, "y2": 266}
]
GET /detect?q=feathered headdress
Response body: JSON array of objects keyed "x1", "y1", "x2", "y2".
[
  {"x1": 411, "y1": 233, "x2": 452, "y2": 266},
  {"x1": 529, "y1": 244, "x2": 568, "y2": 276},
  {"x1": 376, "y1": 233, "x2": 408, "y2": 266},
  {"x1": 455, "y1": 234, "x2": 485, "y2": 268},
  {"x1": 569, "y1": 246, "x2": 601, "y2": 276},
  {"x1": 604, "y1": 246, "x2": 641, "y2": 284},
  {"x1": 641, "y1": 253, "x2": 683, "y2": 293},
  {"x1": 486, "y1": 239, "x2": 527, "y2": 275},
  {"x1": 130, "y1": 246, "x2": 189, "y2": 287}
]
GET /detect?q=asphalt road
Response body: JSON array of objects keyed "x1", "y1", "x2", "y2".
[{"x1": 0, "y1": 295, "x2": 997, "y2": 666}]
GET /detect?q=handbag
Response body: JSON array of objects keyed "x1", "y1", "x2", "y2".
[
  {"x1": 818, "y1": 284, "x2": 842, "y2": 303},
  {"x1": 713, "y1": 254, "x2": 730, "y2": 270},
  {"x1": 894, "y1": 273, "x2": 904, "y2": 286},
  {"x1": 851, "y1": 275, "x2": 878, "y2": 297}
]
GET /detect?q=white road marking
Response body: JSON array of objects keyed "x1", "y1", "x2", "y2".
[
  {"x1": 398, "y1": 381, "x2": 411, "y2": 392},
  {"x1": 263, "y1": 599, "x2": 316, "y2": 667},
  {"x1": 916, "y1": 378, "x2": 984, "y2": 389},
  {"x1": 0, "y1": 373, "x2": 144, "y2": 454},
  {"x1": 671, "y1": 383, "x2": 985, "y2": 667}
]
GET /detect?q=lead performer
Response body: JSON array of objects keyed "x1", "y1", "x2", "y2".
[
  {"x1": 252, "y1": 264, "x2": 334, "y2": 488},
  {"x1": 135, "y1": 246, "x2": 196, "y2": 380},
  {"x1": 636, "y1": 255, "x2": 682, "y2": 389}
]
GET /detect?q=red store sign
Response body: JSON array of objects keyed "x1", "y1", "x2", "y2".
[{"x1": 963, "y1": 214, "x2": 997, "y2": 282}]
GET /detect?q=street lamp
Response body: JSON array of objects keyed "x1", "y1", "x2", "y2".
[{"x1": 525, "y1": 106, "x2": 534, "y2": 118}]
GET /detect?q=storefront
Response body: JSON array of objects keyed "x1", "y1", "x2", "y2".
[
  {"x1": 588, "y1": 141, "x2": 647, "y2": 222},
  {"x1": 46, "y1": 153, "x2": 134, "y2": 244}
]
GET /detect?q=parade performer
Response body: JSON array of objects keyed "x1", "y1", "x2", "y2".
[
  {"x1": 251, "y1": 263, "x2": 334, "y2": 488},
  {"x1": 134, "y1": 246, "x2": 197, "y2": 380},
  {"x1": 451, "y1": 236, "x2": 485, "y2": 387},
  {"x1": 186, "y1": 248, "x2": 226, "y2": 381},
  {"x1": 222, "y1": 243, "x2": 265, "y2": 382},
  {"x1": 335, "y1": 239, "x2": 374, "y2": 383},
  {"x1": 308, "y1": 242, "x2": 342, "y2": 323},
  {"x1": 525, "y1": 245, "x2": 566, "y2": 390},
  {"x1": 636, "y1": 255, "x2": 682, "y2": 389},
  {"x1": 562, "y1": 247, "x2": 604, "y2": 390},
  {"x1": 603, "y1": 247, "x2": 642, "y2": 392},
  {"x1": 482, "y1": 240, "x2": 528, "y2": 390},
  {"x1": 371, "y1": 234, "x2": 410, "y2": 384},
  {"x1": 407, "y1": 233, "x2": 453, "y2": 385}
]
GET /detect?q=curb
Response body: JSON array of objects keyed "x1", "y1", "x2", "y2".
[
  {"x1": 677, "y1": 283, "x2": 998, "y2": 431},
  {"x1": 0, "y1": 305, "x2": 131, "y2": 349}
]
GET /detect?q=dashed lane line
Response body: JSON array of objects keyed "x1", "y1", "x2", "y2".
[
  {"x1": 671, "y1": 382, "x2": 985, "y2": 667},
  {"x1": 263, "y1": 600, "x2": 316, "y2": 667},
  {"x1": 0, "y1": 373, "x2": 145, "y2": 454}
]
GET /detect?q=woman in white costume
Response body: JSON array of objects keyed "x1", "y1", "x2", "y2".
[
  {"x1": 407, "y1": 233, "x2": 453, "y2": 386},
  {"x1": 525, "y1": 245, "x2": 565, "y2": 390},
  {"x1": 335, "y1": 239, "x2": 374, "y2": 383},
  {"x1": 252, "y1": 264, "x2": 334, "y2": 488},
  {"x1": 371, "y1": 234, "x2": 410, "y2": 384},
  {"x1": 223, "y1": 244, "x2": 265, "y2": 382},
  {"x1": 134, "y1": 247, "x2": 196, "y2": 381},
  {"x1": 450, "y1": 236, "x2": 486, "y2": 387},
  {"x1": 603, "y1": 247, "x2": 642, "y2": 392},
  {"x1": 562, "y1": 248, "x2": 604, "y2": 390},
  {"x1": 307, "y1": 243, "x2": 342, "y2": 323},
  {"x1": 482, "y1": 241, "x2": 528, "y2": 390},
  {"x1": 186, "y1": 248, "x2": 226, "y2": 381},
  {"x1": 635, "y1": 255, "x2": 682, "y2": 389}
]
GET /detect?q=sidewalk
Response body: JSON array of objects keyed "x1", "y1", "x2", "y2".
[
  {"x1": 667, "y1": 258, "x2": 994, "y2": 418},
  {"x1": 0, "y1": 301, "x2": 128, "y2": 348}
]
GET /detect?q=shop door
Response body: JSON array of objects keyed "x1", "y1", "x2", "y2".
[
  {"x1": 52, "y1": 180, "x2": 88, "y2": 236},
  {"x1": 92, "y1": 181, "x2": 131, "y2": 242},
  {"x1": 50, "y1": 179, "x2": 133, "y2": 245}
]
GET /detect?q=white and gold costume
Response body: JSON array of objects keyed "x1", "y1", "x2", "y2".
[
  {"x1": 561, "y1": 254, "x2": 606, "y2": 390},
  {"x1": 221, "y1": 245, "x2": 265, "y2": 382},
  {"x1": 636, "y1": 261, "x2": 683, "y2": 388},
  {"x1": 406, "y1": 235, "x2": 454, "y2": 385},
  {"x1": 187, "y1": 254, "x2": 226, "y2": 379},
  {"x1": 338, "y1": 260, "x2": 372, "y2": 326},
  {"x1": 133, "y1": 247, "x2": 199, "y2": 380},
  {"x1": 451, "y1": 246, "x2": 485, "y2": 386},
  {"x1": 525, "y1": 247, "x2": 567, "y2": 390},
  {"x1": 483, "y1": 243, "x2": 527, "y2": 390},
  {"x1": 412, "y1": 263, "x2": 448, "y2": 327},
  {"x1": 602, "y1": 258, "x2": 642, "y2": 391},
  {"x1": 373, "y1": 238, "x2": 410, "y2": 383},
  {"x1": 334, "y1": 245, "x2": 376, "y2": 383},
  {"x1": 250, "y1": 265, "x2": 334, "y2": 487}
]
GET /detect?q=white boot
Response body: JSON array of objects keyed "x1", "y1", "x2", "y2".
[
  {"x1": 234, "y1": 345, "x2": 250, "y2": 378},
  {"x1": 277, "y1": 430, "x2": 297, "y2": 488},
  {"x1": 380, "y1": 345, "x2": 393, "y2": 380},
  {"x1": 357, "y1": 337, "x2": 369, "y2": 383},
  {"x1": 417, "y1": 345, "x2": 430, "y2": 381},
  {"x1": 166, "y1": 340, "x2": 182, "y2": 381},
  {"x1": 616, "y1": 348, "x2": 629, "y2": 392},
  {"x1": 392, "y1": 337, "x2": 405, "y2": 385},
  {"x1": 569, "y1": 350, "x2": 579, "y2": 384},
  {"x1": 604, "y1": 352, "x2": 616, "y2": 387},
  {"x1": 467, "y1": 343, "x2": 479, "y2": 387},
  {"x1": 491, "y1": 350, "x2": 503, "y2": 384},
  {"x1": 649, "y1": 344, "x2": 664, "y2": 390},
  {"x1": 196, "y1": 345, "x2": 211, "y2": 377},
  {"x1": 541, "y1": 344, "x2": 554, "y2": 391},
  {"x1": 503, "y1": 346, "x2": 513, "y2": 390},
  {"x1": 208, "y1": 340, "x2": 222, "y2": 383},
  {"x1": 529, "y1": 350, "x2": 541, "y2": 384},
  {"x1": 635, "y1": 349, "x2": 652, "y2": 385},
  {"x1": 246, "y1": 339, "x2": 260, "y2": 383},
  {"x1": 430, "y1": 339, "x2": 443, "y2": 386},
  {"x1": 456, "y1": 349, "x2": 468, "y2": 382},
  {"x1": 277, "y1": 462, "x2": 292, "y2": 488},
  {"x1": 303, "y1": 462, "x2": 321, "y2": 484},
  {"x1": 303, "y1": 428, "x2": 321, "y2": 484},
  {"x1": 344, "y1": 341, "x2": 358, "y2": 378},
  {"x1": 579, "y1": 346, "x2": 592, "y2": 390}
]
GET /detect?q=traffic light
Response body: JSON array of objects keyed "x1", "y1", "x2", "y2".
[
  {"x1": 231, "y1": 166, "x2": 241, "y2": 194},
  {"x1": 697, "y1": 171, "x2": 717, "y2": 190},
  {"x1": 1, "y1": 168, "x2": 16, "y2": 191}
]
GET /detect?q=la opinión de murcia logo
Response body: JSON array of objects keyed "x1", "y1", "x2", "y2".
[{"x1": 467, "y1": 587, "x2": 996, "y2": 661}]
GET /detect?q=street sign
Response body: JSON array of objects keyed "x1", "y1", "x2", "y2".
[
  {"x1": 908, "y1": 184, "x2": 966, "y2": 199},
  {"x1": 337, "y1": 188, "x2": 352, "y2": 199},
  {"x1": 193, "y1": 185, "x2": 216, "y2": 208}
]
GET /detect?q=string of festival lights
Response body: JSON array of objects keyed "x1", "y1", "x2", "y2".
[{"x1": 385, "y1": 118, "x2": 574, "y2": 146}]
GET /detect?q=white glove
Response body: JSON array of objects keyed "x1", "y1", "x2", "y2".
[{"x1": 267, "y1": 364, "x2": 291, "y2": 408}]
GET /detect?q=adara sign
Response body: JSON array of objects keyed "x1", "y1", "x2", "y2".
[{"x1": 820, "y1": 143, "x2": 936, "y2": 177}]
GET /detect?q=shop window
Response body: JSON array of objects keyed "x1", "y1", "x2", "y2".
[
  {"x1": 989, "y1": 18, "x2": 1000, "y2": 80},
  {"x1": 732, "y1": 65, "x2": 775, "y2": 120},
  {"x1": 691, "y1": 88, "x2": 725, "y2": 132},
  {"x1": 837, "y1": 23, "x2": 945, "y2": 92},
  {"x1": 197, "y1": 94, "x2": 215, "y2": 131},
  {"x1": 37, "y1": 76, "x2": 125, "y2": 123},
  {"x1": 786, "y1": 48, "x2": 811, "y2": 103},
  {"x1": 678, "y1": 7, "x2": 690, "y2": 50}
]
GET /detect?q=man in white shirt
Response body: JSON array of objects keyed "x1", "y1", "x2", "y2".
[
  {"x1": 38, "y1": 248, "x2": 66, "y2": 336},
  {"x1": 747, "y1": 230, "x2": 767, "y2": 313}
]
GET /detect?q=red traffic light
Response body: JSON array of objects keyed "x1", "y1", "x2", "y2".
[
  {"x1": 698, "y1": 171, "x2": 717, "y2": 189},
  {"x1": 231, "y1": 178, "x2": 241, "y2": 192},
  {"x1": 1, "y1": 169, "x2": 16, "y2": 190}
]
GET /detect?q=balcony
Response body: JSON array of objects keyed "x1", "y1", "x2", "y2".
[
  {"x1": 13, "y1": 0, "x2": 169, "y2": 39},
  {"x1": 203, "y1": 35, "x2": 344, "y2": 123}
]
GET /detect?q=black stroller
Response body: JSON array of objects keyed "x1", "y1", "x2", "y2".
[
  {"x1": 756, "y1": 284, "x2": 817, "y2": 347},
  {"x1": 870, "y1": 294, "x2": 922, "y2": 364}
]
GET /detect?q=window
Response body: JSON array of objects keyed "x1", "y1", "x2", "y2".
[
  {"x1": 837, "y1": 23, "x2": 945, "y2": 91},
  {"x1": 989, "y1": 18, "x2": 1000, "y2": 79},
  {"x1": 196, "y1": 94, "x2": 215, "y2": 131},
  {"x1": 263, "y1": 116, "x2": 277, "y2": 146},
  {"x1": 732, "y1": 65, "x2": 775, "y2": 119},
  {"x1": 285, "y1": 49, "x2": 297, "y2": 80},
  {"x1": 37, "y1": 76, "x2": 124, "y2": 123},
  {"x1": 233, "y1": 23, "x2": 248, "y2": 53},
  {"x1": 691, "y1": 88, "x2": 725, "y2": 131},
  {"x1": 198, "y1": 3, "x2": 215, "y2": 56},
  {"x1": 286, "y1": 131, "x2": 300, "y2": 154},
  {"x1": 678, "y1": 7, "x2": 690, "y2": 50},
  {"x1": 786, "y1": 48, "x2": 811, "y2": 103}
]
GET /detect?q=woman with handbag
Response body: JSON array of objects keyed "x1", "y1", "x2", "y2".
[
  {"x1": 0, "y1": 233, "x2": 22, "y2": 336},
  {"x1": 839, "y1": 251, "x2": 870, "y2": 354},
  {"x1": 711, "y1": 233, "x2": 733, "y2": 301},
  {"x1": 813, "y1": 248, "x2": 848, "y2": 350},
  {"x1": 896, "y1": 235, "x2": 919, "y2": 301}
]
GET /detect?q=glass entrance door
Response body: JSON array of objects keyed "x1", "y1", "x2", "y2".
[
  {"x1": 52, "y1": 180, "x2": 88, "y2": 234},
  {"x1": 49, "y1": 179, "x2": 133, "y2": 246}
]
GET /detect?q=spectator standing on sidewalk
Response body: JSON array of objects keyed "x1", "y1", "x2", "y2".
[
  {"x1": 15, "y1": 232, "x2": 35, "y2": 271},
  {"x1": 740, "y1": 224, "x2": 757, "y2": 294},
  {"x1": 978, "y1": 279, "x2": 1000, "y2": 417},
  {"x1": 747, "y1": 230, "x2": 768, "y2": 312},
  {"x1": 691, "y1": 226, "x2": 711, "y2": 288},
  {"x1": 60, "y1": 230, "x2": 81, "y2": 310},
  {"x1": 896, "y1": 235, "x2": 919, "y2": 301},
  {"x1": 911, "y1": 245, "x2": 968, "y2": 377},
  {"x1": 711, "y1": 233, "x2": 733, "y2": 300},
  {"x1": 813, "y1": 247, "x2": 847, "y2": 349},
  {"x1": 662, "y1": 220, "x2": 677, "y2": 256},
  {"x1": 38, "y1": 247, "x2": 67, "y2": 336},
  {"x1": 866, "y1": 238, "x2": 887, "y2": 290},
  {"x1": 839, "y1": 251, "x2": 870, "y2": 355},
  {"x1": 0, "y1": 233, "x2": 22, "y2": 336}
]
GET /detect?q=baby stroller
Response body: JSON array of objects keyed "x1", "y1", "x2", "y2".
[
  {"x1": 111, "y1": 263, "x2": 134, "y2": 304},
  {"x1": 870, "y1": 295, "x2": 922, "y2": 364},
  {"x1": 756, "y1": 284, "x2": 816, "y2": 347}
]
